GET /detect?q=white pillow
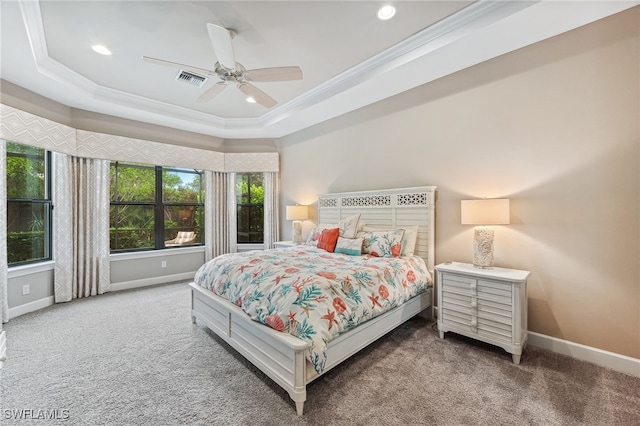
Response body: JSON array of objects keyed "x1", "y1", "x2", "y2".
[
  {"x1": 334, "y1": 237, "x2": 363, "y2": 256},
  {"x1": 338, "y1": 214, "x2": 361, "y2": 239},
  {"x1": 361, "y1": 225, "x2": 418, "y2": 256}
]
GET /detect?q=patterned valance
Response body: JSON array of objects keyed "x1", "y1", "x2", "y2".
[
  {"x1": 0, "y1": 104, "x2": 279, "y2": 172},
  {"x1": 0, "y1": 104, "x2": 76, "y2": 155},
  {"x1": 75, "y1": 130, "x2": 225, "y2": 171},
  {"x1": 224, "y1": 153, "x2": 279, "y2": 172}
]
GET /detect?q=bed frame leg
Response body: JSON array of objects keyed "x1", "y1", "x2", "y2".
[{"x1": 295, "y1": 401, "x2": 304, "y2": 416}]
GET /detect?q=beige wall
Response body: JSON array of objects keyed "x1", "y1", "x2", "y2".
[{"x1": 279, "y1": 9, "x2": 640, "y2": 358}]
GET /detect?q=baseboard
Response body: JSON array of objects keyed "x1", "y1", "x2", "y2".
[
  {"x1": 0, "y1": 330, "x2": 6, "y2": 370},
  {"x1": 8, "y1": 296, "x2": 55, "y2": 320},
  {"x1": 110, "y1": 272, "x2": 196, "y2": 292},
  {"x1": 528, "y1": 331, "x2": 640, "y2": 378},
  {"x1": 6, "y1": 275, "x2": 194, "y2": 319},
  {"x1": 433, "y1": 310, "x2": 639, "y2": 377}
]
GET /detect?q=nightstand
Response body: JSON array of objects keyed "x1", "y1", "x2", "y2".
[
  {"x1": 435, "y1": 262, "x2": 530, "y2": 364},
  {"x1": 273, "y1": 241, "x2": 297, "y2": 248}
]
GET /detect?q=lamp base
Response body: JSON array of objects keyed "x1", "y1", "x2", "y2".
[
  {"x1": 292, "y1": 220, "x2": 303, "y2": 245},
  {"x1": 472, "y1": 226, "x2": 494, "y2": 269}
]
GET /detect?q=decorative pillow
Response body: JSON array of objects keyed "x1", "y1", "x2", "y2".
[
  {"x1": 400, "y1": 226, "x2": 419, "y2": 256},
  {"x1": 317, "y1": 228, "x2": 340, "y2": 253},
  {"x1": 360, "y1": 229, "x2": 405, "y2": 258},
  {"x1": 334, "y1": 237, "x2": 363, "y2": 256},
  {"x1": 361, "y1": 225, "x2": 418, "y2": 256},
  {"x1": 338, "y1": 214, "x2": 360, "y2": 239},
  {"x1": 306, "y1": 224, "x2": 335, "y2": 246}
]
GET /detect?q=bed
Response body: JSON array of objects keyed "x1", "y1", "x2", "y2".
[{"x1": 190, "y1": 186, "x2": 436, "y2": 415}]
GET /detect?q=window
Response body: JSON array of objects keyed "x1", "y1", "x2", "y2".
[
  {"x1": 5, "y1": 141, "x2": 52, "y2": 265},
  {"x1": 110, "y1": 162, "x2": 204, "y2": 251},
  {"x1": 162, "y1": 167, "x2": 204, "y2": 247},
  {"x1": 236, "y1": 173, "x2": 264, "y2": 243}
]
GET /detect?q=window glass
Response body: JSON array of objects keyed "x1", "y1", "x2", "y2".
[
  {"x1": 236, "y1": 173, "x2": 264, "y2": 243},
  {"x1": 162, "y1": 167, "x2": 203, "y2": 247},
  {"x1": 6, "y1": 142, "x2": 46, "y2": 199},
  {"x1": 110, "y1": 204, "x2": 155, "y2": 250},
  {"x1": 162, "y1": 168, "x2": 202, "y2": 203},
  {"x1": 110, "y1": 163, "x2": 155, "y2": 202},
  {"x1": 110, "y1": 162, "x2": 157, "y2": 251},
  {"x1": 5, "y1": 141, "x2": 52, "y2": 265}
]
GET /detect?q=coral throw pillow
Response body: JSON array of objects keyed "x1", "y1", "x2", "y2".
[{"x1": 317, "y1": 228, "x2": 340, "y2": 253}]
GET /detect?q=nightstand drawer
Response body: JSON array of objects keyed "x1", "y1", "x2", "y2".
[
  {"x1": 477, "y1": 279, "x2": 512, "y2": 303},
  {"x1": 477, "y1": 298, "x2": 512, "y2": 318},
  {"x1": 441, "y1": 290, "x2": 472, "y2": 307},
  {"x1": 441, "y1": 296, "x2": 512, "y2": 324},
  {"x1": 441, "y1": 274, "x2": 476, "y2": 296},
  {"x1": 441, "y1": 275, "x2": 512, "y2": 305},
  {"x1": 441, "y1": 310, "x2": 513, "y2": 342}
]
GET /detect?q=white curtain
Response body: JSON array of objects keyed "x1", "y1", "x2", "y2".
[
  {"x1": 227, "y1": 173, "x2": 237, "y2": 253},
  {"x1": 54, "y1": 153, "x2": 110, "y2": 302},
  {"x1": 0, "y1": 141, "x2": 8, "y2": 324},
  {"x1": 205, "y1": 171, "x2": 234, "y2": 262},
  {"x1": 263, "y1": 172, "x2": 280, "y2": 249}
]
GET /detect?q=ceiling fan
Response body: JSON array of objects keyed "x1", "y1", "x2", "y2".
[{"x1": 143, "y1": 23, "x2": 303, "y2": 108}]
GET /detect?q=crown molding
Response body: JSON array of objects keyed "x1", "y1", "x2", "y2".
[{"x1": 16, "y1": 0, "x2": 639, "y2": 140}]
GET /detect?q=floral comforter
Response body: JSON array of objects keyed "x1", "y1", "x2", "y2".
[{"x1": 193, "y1": 246, "x2": 432, "y2": 374}]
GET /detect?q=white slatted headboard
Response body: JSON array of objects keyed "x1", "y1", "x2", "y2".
[{"x1": 317, "y1": 186, "x2": 437, "y2": 274}]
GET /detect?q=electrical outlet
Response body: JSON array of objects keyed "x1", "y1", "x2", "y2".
[
  {"x1": 22, "y1": 284, "x2": 30, "y2": 295},
  {"x1": 161, "y1": 261, "x2": 167, "y2": 268}
]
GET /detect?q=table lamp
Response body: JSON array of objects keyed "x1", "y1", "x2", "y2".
[
  {"x1": 286, "y1": 205, "x2": 308, "y2": 245},
  {"x1": 461, "y1": 199, "x2": 510, "y2": 268}
]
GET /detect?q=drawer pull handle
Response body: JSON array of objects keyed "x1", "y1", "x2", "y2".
[
  {"x1": 471, "y1": 300, "x2": 477, "y2": 308},
  {"x1": 470, "y1": 282, "x2": 477, "y2": 290},
  {"x1": 470, "y1": 318, "x2": 477, "y2": 327}
]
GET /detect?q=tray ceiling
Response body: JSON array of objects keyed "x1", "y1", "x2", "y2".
[{"x1": 1, "y1": 1, "x2": 636, "y2": 140}]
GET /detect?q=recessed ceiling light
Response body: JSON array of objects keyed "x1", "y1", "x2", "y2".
[
  {"x1": 91, "y1": 44, "x2": 111, "y2": 56},
  {"x1": 246, "y1": 97, "x2": 256, "y2": 103},
  {"x1": 377, "y1": 5, "x2": 396, "y2": 20}
]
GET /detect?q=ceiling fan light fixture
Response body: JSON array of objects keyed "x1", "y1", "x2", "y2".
[
  {"x1": 144, "y1": 23, "x2": 301, "y2": 109},
  {"x1": 377, "y1": 5, "x2": 396, "y2": 20},
  {"x1": 91, "y1": 44, "x2": 112, "y2": 56}
]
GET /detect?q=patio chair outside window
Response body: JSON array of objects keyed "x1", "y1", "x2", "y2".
[{"x1": 165, "y1": 231, "x2": 196, "y2": 247}]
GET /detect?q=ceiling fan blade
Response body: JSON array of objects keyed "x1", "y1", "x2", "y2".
[
  {"x1": 245, "y1": 66, "x2": 303, "y2": 82},
  {"x1": 197, "y1": 82, "x2": 227, "y2": 103},
  {"x1": 237, "y1": 82, "x2": 277, "y2": 109},
  {"x1": 206, "y1": 23, "x2": 236, "y2": 70},
  {"x1": 142, "y1": 56, "x2": 213, "y2": 76}
]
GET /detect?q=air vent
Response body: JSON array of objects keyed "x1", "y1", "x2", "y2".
[{"x1": 175, "y1": 70, "x2": 207, "y2": 88}]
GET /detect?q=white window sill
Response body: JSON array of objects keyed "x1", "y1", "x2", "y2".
[
  {"x1": 8, "y1": 260, "x2": 55, "y2": 279},
  {"x1": 110, "y1": 245, "x2": 205, "y2": 262}
]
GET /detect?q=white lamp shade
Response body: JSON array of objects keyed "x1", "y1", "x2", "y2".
[
  {"x1": 461, "y1": 199, "x2": 510, "y2": 225},
  {"x1": 286, "y1": 205, "x2": 308, "y2": 221}
]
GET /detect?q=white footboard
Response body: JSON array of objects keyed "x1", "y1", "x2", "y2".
[
  {"x1": 190, "y1": 282, "x2": 309, "y2": 415},
  {"x1": 191, "y1": 282, "x2": 432, "y2": 415}
]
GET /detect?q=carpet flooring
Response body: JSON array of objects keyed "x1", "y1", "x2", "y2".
[{"x1": 1, "y1": 282, "x2": 639, "y2": 425}]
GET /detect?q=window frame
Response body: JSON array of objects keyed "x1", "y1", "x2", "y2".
[
  {"x1": 109, "y1": 161, "x2": 204, "y2": 253},
  {"x1": 235, "y1": 172, "x2": 264, "y2": 244},
  {"x1": 5, "y1": 141, "x2": 53, "y2": 267}
]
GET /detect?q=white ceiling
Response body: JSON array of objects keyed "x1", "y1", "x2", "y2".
[{"x1": 1, "y1": 1, "x2": 637, "y2": 140}]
